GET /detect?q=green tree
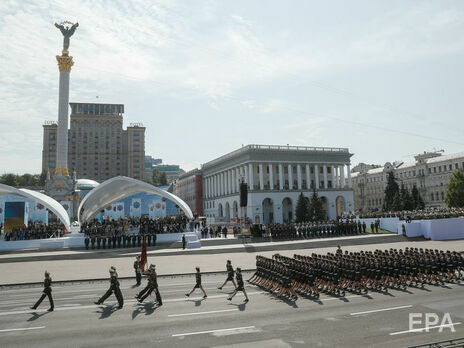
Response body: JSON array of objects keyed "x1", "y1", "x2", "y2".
[
  {"x1": 295, "y1": 192, "x2": 309, "y2": 222},
  {"x1": 392, "y1": 192, "x2": 401, "y2": 211},
  {"x1": 0, "y1": 173, "x2": 19, "y2": 187},
  {"x1": 411, "y1": 184, "x2": 425, "y2": 209},
  {"x1": 445, "y1": 170, "x2": 464, "y2": 208},
  {"x1": 400, "y1": 184, "x2": 414, "y2": 210},
  {"x1": 383, "y1": 171, "x2": 399, "y2": 211},
  {"x1": 307, "y1": 187, "x2": 325, "y2": 221},
  {"x1": 152, "y1": 168, "x2": 168, "y2": 186}
]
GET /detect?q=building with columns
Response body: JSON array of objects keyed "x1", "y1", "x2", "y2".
[{"x1": 201, "y1": 144, "x2": 354, "y2": 224}]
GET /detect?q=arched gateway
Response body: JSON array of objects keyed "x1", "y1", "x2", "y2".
[{"x1": 78, "y1": 176, "x2": 193, "y2": 223}]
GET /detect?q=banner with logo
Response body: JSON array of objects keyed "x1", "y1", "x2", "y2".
[
  {"x1": 112, "y1": 202, "x2": 125, "y2": 220},
  {"x1": 130, "y1": 198, "x2": 142, "y2": 218},
  {"x1": 32, "y1": 202, "x2": 48, "y2": 224},
  {"x1": 149, "y1": 198, "x2": 166, "y2": 219}
]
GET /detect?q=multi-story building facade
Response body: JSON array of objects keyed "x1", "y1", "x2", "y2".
[
  {"x1": 201, "y1": 144, "x2": 354, "y2": 224},
  {"x1": 153, "y1": 164, "x2": 185, "y2": 184},
  {"x1": 351, "y1": 151, "x2": 464, "y2": 212},
  {"x1": 42, "y1": 102, "x2": 145, "y2": 182},
  {"x1": 173, "y1": 169, "x2": 203, "y2": 217}
]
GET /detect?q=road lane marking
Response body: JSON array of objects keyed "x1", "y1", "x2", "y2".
[
  {"x1": 350, "y1": 305, "x2": 413, "y2": 316},
  {"x1": 0, "y1": 326, "x2": 45, "y2": 333},
  {"x1": 172, "y1": 326, "x2": 256, "y2": 337},
  {"x1": 389, "y1": 322, "x2": 461, "y2": 336},
  {"x1": 168, "y1": 309, "x2": 238, "y2": 317}
]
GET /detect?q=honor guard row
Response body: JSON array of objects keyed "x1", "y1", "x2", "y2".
[
  {"x1": 84, "y1": 233, "x2": 157, "y2": 250},
  {"x1": 269, "y1": 219, "x2": 368, "y2": 241}
]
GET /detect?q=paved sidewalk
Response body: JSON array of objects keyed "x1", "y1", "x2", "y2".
[{"x1": 1, "y1": 238, "x2": 463, "y2": 286}]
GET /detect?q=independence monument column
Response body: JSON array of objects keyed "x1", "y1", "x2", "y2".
[
  {"x1": 45, "y1": 21, "x2": 79, "y2": 224},
  {"x1": 55, "y1": 21, "x2": 78, "y2": 175}
]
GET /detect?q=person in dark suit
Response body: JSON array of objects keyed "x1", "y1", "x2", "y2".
[
  {"x1": 182, "y1": 234, "x2": 186, "y2": 250},
  {"x1": 134, "y1": 255, "x2": 142, "y2": 286},
  {"x1": 30, "y1": 271, "x2": 54, "y2": 311}
]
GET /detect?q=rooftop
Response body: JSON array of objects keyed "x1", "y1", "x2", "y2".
[{"x1": 202, "y1": 144, "x2": 350, "y2": 169}]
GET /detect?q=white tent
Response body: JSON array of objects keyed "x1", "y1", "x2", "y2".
[
  {"x1": 0, "y1": 183, "x2": 71, "y2": 230},
  {"x1": 78, "y1": 176, "x2": 193, "y2": 223}
]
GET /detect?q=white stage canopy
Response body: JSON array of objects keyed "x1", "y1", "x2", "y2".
[
  {"x1": 0, "y1": 183, "x2": 71, "y2": 230},
  {"x1": 78, "y1": 176, "x2": 193, "y2": 223}
]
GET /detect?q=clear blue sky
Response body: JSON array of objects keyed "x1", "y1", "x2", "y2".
[{"x1": 1, "y1": 0, "x2": 464, "y2": 174}]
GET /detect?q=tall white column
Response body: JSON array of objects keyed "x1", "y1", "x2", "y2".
[
  {"x1": 314, "y1": 164, "x2": 319, "y2": 189},
  {"x1": 279, "y1": 164, "x2": 284, "y2": 190},
  {"x1": 244, "y1": 165, "x2": 248, "y2": 185},
  {"x1": 331, "y1": 165, "x2": 336, "y2": 189},
  {"x1": 248, "y1": 163, "x2": 254, "y2": 190},
  {"x1": 212, "y1": 175, "x2": 216, "y2": 197},
  {"x1": 306, "y1": 164, "x2": 310, "y2": 189},
  {"x1": 229, "y1": 170, "x2": 232, "y2": 193},
  {"x1": 323, "y1": 165, "x2": 328, "y2": 189},
  {"x1": 221, "y1": 172, "x2": 225, "y2": 196},
  {"x1": 288, "y1": 164, "x2": 293, "y2": 189},
  {"x1": 347, "y1": 164, "x2": 352, "y2": 188},
  {"x1": 335, "y1": 166, "x2": 340, "y2": 188},
  {"x1": 340, "y1": 165, "x2": 345, "y2": 188},
  {"x1": 259, "y1": 163, "x2": 264, "y2": 190},
  {"x1": 227, "y1": 171, "x2": 231, "y2": 195},
  {"x1": 297, "y1": 164, "x2": 302, "y2": 190},
  {"x1": 269, "y1": 164, "x2": 274, "y2": 190}
]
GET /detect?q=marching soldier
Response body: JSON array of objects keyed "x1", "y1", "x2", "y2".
[
  {"x1": 30, "y1": 271, "x2": 54, "y2": 312},
  {"x1": 185, "y1": 267, "x2": 207, "y2": 298},
  {"x1": 134, "y1": 255, "x2": 142, "y2": 286},
  {"x1": 94, "y1": 266, "x2": 124, "y2": 309},
  {"x1": 84, "y1": 235, "x2": 89, "y2": 250},
  {"x1": 135, "y1": 264, "x2": 162, "y2": 306},
  {"x1": 218, "y1": 260, "x2": 237, "y2": 290},
  {"x1": 227, "y1": 268, "x2": 249, "y2": 303},
  {"x1": 91, "y1": 234, "x2": 96, "y2": 249},
  {"x1": 182, "y1": 234, "x2": 186, "y2": 250}
]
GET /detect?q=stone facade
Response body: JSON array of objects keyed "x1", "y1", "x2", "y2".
[
  {"x1": 201, "y1": 144, "x2": 355, "y2": 223},
  {"x1": 42, "y1": 103, "x2": 145, "y2": 182},
  {"x1": 351, "y1": 151, "x2": 464, "y2": 212}
]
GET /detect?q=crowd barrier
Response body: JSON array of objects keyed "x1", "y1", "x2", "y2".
[{"x1": 397, "y1": 217, "x2": 464, "y2": 240}]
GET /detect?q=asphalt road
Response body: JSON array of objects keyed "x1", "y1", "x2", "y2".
[{"x1": 0, "y1": 272, "x2": 463, "y2": 347}]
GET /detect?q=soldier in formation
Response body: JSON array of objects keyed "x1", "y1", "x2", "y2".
[
  {"x1": 218, "y1": 260, "x2": 236, "y2": 290},
  {"x1": 30, "y1": 271, "x2": 54, "y2": 312},
  {"x1": 248, "y1": 248, "x2": 464, "y2": 300},
  {"x1": 94, "y1": 266, "x2": 124, "y2": 309},
  {"x1": 134, "y1": 255, "x2": 142, "y2": 286},
  {"x1": 227, "y1": 267, "x2": 249, "y2": 303},
  {"x1": 135, "y1": 264, "x2": 163, "y2": 306},
  {"x1": 185, "y1": 267, "x2": 207, "y2": 299}
]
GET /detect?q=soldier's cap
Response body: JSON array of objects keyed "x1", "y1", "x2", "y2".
[
  {"x1": 236, "y1": 267, "x2": 241, "y2": 271},
  {"x1": 150, "y1": 264, "x2": 156, "y2": 269},
  {"x1": 45, "y1": 271, "x2": 50, "y2": 276},
  {"x1": 136, "y1": 255, "x2": 140, "y2": 259},
  {"x1": 109, "y1": 266, "x2": 116, "y2": 272}
]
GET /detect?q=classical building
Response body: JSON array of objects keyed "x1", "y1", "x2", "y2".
[
  {"x1": 201, "y1": 144, "x2": 354, "y2": 223},
  {"x1": 351, "y1": 151, "x2": 464, "y2": 212},
  {"x1": 173, "y1": 169, "x2": 203, "y2": 217},
  {"x1": 42, "y1": 102, "x2": 145, "y2": 182}
]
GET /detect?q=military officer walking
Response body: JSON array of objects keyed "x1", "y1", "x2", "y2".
[
  {"x1": 227, "y1": 268, "x2": 249, "y2": 303},
  {"x1": 135, "y1": 264, "x2": 162, "y2": 306},
  {"x1": 94, "y1": 266, "x2": 124, "y2": 309},
  {"x1": 185, "y1": 267, "x2": 207, "y2": 298},
  {"x1": 30, "y1": 271, "x2": 54, "y2": 312},
  {"x1": 218, "y1": 260, "x2": 237, "y2": 290},
  {"x1": 134, "y1": 255, "x2": 142, "y2": 286}
]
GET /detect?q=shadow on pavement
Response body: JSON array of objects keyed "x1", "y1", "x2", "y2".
[
  {"x1": 228, "y1": 302, "x2": 247, "y2": 311},
  {"x1": 132, "y1": 302, "x2": 157, "y2": 320},
  {"x1": 27, "y1": 311, "x2": 49, "y2": 322},
  {"x1": 96, "y1": 305, "x2": 120, "y2": 319}
]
